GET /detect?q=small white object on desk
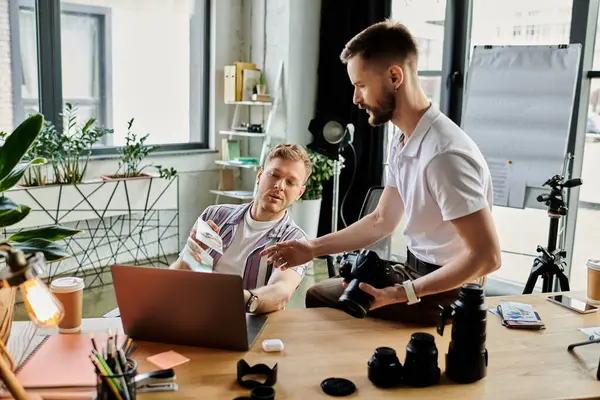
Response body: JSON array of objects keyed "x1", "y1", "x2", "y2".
[{"x1": 262, "y1": 339, "x2": 284, "y2": 352}]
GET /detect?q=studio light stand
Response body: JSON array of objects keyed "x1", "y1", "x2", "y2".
[
  {"x1": 308, "y1": 117, "x2": 355, "y2": 276},
  {"x1": 523, "y1": 174, "x2": 582, "y2": 294}
]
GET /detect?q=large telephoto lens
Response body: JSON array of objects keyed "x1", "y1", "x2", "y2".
[{"x1": 444, "y1": 283, "x2": 488, "y2": 383}]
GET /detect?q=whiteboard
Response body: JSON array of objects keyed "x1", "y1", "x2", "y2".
[{"x1": 461, "y1": 44, "x2": 581, "y2": 209}]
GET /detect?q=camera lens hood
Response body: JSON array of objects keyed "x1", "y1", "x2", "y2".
[{"x1": 237, "y1": 359, "x2": 278, "y2": 389}]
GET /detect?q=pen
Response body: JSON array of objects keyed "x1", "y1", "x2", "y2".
[
  {"x1": 89, "y1": 333, "x2": 98, "y2": 353},
  {"x1": 90, "y1": 354, "x2": 123, "y2": 400}
]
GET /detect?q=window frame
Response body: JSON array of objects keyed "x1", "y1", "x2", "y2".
[{"x1": 8, "y1": 0, "x2": 211, "y2": 153}]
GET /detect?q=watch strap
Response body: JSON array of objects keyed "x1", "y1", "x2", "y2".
[
  {"x1": 402, "y1": 280, "x2": 420, "y2": 305},
  {"x1": 246, "y1": 290, "x2": 257, "y2": 312}
]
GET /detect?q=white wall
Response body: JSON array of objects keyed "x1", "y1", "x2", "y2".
[{"x1": 248, "y1": 0, "x2": 321, "y2": 147}]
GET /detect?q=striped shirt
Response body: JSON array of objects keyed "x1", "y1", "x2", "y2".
[{"x1": 187, "y1": 202, "x2": 308, "y2": 290}]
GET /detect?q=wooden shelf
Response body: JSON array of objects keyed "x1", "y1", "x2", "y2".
[
  {"x1": 215, "y1": 160, "x2": 259, "y2": 169},
  {"x1": 219, "y1": 130, "x2": 266, "y2": 138},
  {"x1": 210, "y1": 190, "x2": 254, "y2": 200},
  {"x1": 224, "y1": 100, "x2": 272, "y2": 106}
]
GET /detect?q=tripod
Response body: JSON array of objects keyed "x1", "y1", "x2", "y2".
[{"x1": 523, "y1": 175, "x2": 582, "y2": 294}]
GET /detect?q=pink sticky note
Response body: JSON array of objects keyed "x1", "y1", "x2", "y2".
[{"x1": 147, "y1": 350, "x2": 190, "y2": 369}]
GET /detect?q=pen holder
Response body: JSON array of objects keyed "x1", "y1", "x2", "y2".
[{"x1": 96, "y1": 358, "x2": 138, "y2": 400}]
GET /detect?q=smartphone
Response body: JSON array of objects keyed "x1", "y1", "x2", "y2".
[{"x1": 547, "y1": 295, "x2": 598, "y2": 314}]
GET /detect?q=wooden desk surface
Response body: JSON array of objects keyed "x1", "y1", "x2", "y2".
[{"x1": 8, "y1": 291, "x2": 600, "y2": 399}]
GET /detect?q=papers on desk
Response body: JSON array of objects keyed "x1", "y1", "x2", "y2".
[
  {"x1": 489, "y1": 301, "x2": 546, "y2": 330},
  {"x1": 580, "y1": 326, "x2": 600, "y2": 339}
]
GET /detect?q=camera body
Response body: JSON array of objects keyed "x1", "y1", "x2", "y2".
[{"x1": 338, "y1": 250, "x2": 400, "y2": 318}]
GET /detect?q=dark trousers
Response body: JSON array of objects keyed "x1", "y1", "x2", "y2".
[{"x1": 305, "y1": 251, "x2": 460, "y2": 326}]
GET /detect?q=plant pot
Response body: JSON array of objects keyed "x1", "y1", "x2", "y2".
[
  {"x1": 289, "y1": 198, "x2": 322, "y2": 240},
  {"x1": 100, "y1": 172, "x2": 154, "y2": 181},
  {"x1": 256, "y1": 84, "x2": 266, "y2": 95}
]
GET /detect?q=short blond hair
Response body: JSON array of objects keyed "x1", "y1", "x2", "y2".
[{"x1": 265, "y1": 144, "x2": 312, "y2": 182}]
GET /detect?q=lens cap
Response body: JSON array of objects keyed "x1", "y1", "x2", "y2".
[{"x1": 321, "y1": 377, "x2": 357, "y2": 397}]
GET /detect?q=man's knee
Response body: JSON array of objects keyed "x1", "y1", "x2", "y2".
[
  {"x1": 305, "y1": 278, "x2": 344, "y2": 309},
  {"x1": 305, "y1": 285, "x2": 321, "y2": 308}
]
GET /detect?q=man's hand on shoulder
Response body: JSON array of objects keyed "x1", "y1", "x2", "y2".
[{"x1": 260, "y1": 239, "x2": 316, "y2": 270}]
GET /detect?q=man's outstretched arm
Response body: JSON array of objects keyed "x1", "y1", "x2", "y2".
[{"x1": 261, "y1": 186, "x2": 404, "y2": 268}]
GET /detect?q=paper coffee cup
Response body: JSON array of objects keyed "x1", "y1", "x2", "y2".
[
  {"x1": 50, "y1": 277, "x2": 85, "y2": 333},
  {"x1": 587, "y1": 259, "x2": 600, "y2": 305}
]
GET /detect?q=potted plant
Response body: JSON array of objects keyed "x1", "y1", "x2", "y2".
[
  {"x1": 13, "y1": 104, "x2": 112, "y2": 187},
  {"x1": 290, "y1": 148, "x2": 335, "y2": 240},
  {"x1": 256, "y1": 73, "x2": 266, "y2": 95},
  {"x1": 0, "y1": 114, "x2": 83, "y2": 342},
  {"x1": 102, "y1": 118, "x2": 177, "y2": 180}
]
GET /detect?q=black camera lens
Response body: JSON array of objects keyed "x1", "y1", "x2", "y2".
[
  {"x1": 367, "y1": 347, "x2": 403, "y2": 388},
  {"x1": 250, "y1": 386, "x2": 275, "y2": 400},
  {"x1": 403, "y1": 332, "x2": 441, "y2": 387},
  {"x1": 338, "y1": 279, "x2": 373, "y2": 319},
  {"x1": 438, "y1": 283, "x2": 488, "y2": 384}
]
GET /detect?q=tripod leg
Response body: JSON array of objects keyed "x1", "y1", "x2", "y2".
[
  {"x1": 556, "y1": 268, "x2": 570, "y2": 292},
  {"x1": 524, "y1": 257, "x2": 546, "y2": 294}
]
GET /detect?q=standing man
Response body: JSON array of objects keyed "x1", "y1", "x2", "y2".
[{"x1": 261, "y1": 20, "x2": 501, "y2": 325}]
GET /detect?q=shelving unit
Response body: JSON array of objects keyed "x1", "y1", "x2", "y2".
[{"x1": 213, "y1": 61, "x2": 285, "y2": 203}]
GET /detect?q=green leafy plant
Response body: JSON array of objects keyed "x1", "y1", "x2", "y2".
[
  {"x1": 54, "y1": 103, "x2": 113, "y2": 184},
  {"x1": 111, "y1": 118, "x2": 177, "y2": 180},
  {"x1": 16, "y1": 104, "x2": 112, "y2": 186},
  {"x1": 0, "y1": 114, "x2": 83, "y2": 262},
  {"x1": 302, "y1": 148, "x2": 335, "y2": 200}
]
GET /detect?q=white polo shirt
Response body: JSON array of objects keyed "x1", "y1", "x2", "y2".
[{"x1": 386, "y1": 104, "x2": 493, "y2": 266}]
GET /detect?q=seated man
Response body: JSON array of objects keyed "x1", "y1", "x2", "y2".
[{"x1": 170, "y1": 144, "x2": 312, "y2": 315}]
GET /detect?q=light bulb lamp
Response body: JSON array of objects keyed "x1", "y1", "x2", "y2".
[
  {"x1": 0, "y1": 248, "x2": 64, "y2": 400},
  {"x1": 308, "y1": 116, "x2": 355, "y2": 235}
]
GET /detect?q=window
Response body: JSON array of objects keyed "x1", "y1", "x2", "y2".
[
  {"x1": 18, "y1": 2, "x2": 106, "y2": 126},
  {"x1": 470, "y1": 0, "x2": 574, "y2": 289},
  {"x1": 8, "y1": 0, "x2": 209, "y2": 150},
  {"x1": 391, "y1": 0, "x2": 446, "y2": 107},
  {"x1": 571, "y1": 10, "x2": 600, "y2": 291},
  {"x1": 0, "y1": 0, "x2": 38, "y2": 133}
]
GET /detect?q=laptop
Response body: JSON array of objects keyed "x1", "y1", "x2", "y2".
[{"x1": 110, "y1": 265, "x2": 268, "y2": 351}]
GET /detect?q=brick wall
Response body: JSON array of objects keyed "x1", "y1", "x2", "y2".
[{"x1": 0, "y1": 0, "x2": 13, "y2": 133}]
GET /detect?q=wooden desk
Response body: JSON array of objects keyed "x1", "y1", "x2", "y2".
[{"x1": 7, "y1": 291, "x2": 600, "y2": 399}]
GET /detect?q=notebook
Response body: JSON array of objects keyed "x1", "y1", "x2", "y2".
[{"x1": 15, "y1": 333, "x2": 125, "y2": 388}]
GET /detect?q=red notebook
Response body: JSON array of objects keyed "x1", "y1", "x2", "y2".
[{"x1": 15, "y1": 333, "x2": 125, "y2": 388}]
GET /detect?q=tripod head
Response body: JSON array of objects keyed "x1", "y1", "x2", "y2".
[{"x1": 536, "y1": 175, "x2": 582, "y2": 216}]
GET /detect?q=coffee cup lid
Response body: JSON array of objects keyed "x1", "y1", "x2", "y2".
[
  {"x1": 587, "y1": 259, "x2": 600, "y2": 271},
  {"x1": 50, "y1": 277, "x2": 85, "y2": 293}
]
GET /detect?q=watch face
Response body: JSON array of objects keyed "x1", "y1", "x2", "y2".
[{"x1": 249, "y1": 297, "x2": 259, "y2": 313}]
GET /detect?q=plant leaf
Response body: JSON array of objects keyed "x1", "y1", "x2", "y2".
[
  {"x1": 0, "y1": 197, "x2": 20, "y2": 213},
  {"x1": 11, "y1": 238, "x2": 72, "y2": 262},
  {"x1": 9, "y1": 226, "x2": 83, "y2": 243},
  {"x1": 0, "y1": 114, "x2": 44, "y2": 183},
  {"x1": 0, "y1": 204, "x2": 31, "y2": 228},
  {"x1": 0, "y1": 158, "x2": 46, "y2": 192}
]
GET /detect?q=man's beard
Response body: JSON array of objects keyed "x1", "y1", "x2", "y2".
[{"x1": 364, "y1": 89, "x2": 396, "y2": 126}]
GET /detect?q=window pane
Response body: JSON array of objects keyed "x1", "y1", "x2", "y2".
[
  {"x1": 471, "y1": 0, "x2": 573, "y2": 47},
  {"x1": 60, "y1": 0, "x2": 207, "y2": 146},
  {"x1": 0, "y1": 0, "x2": 20, "y2": 132},
  {"x1": 594, "y1": 8, "x2": 600, "y2": 69},
  {"x1": 14, "y1": 4, "x2": 41, "y2": 128},
  {"x1": 419, "y1": 76, "x2": 441, "y2": 109},
  {"x1": 390, "y1": 0, "x2": 446, "y2": 71},
  {"x1": 469, "y1": 0, "x2": 573, "y2": 289},
  {"x1": 571, "y1": 79, "x2": 600, "y2": 291}
]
